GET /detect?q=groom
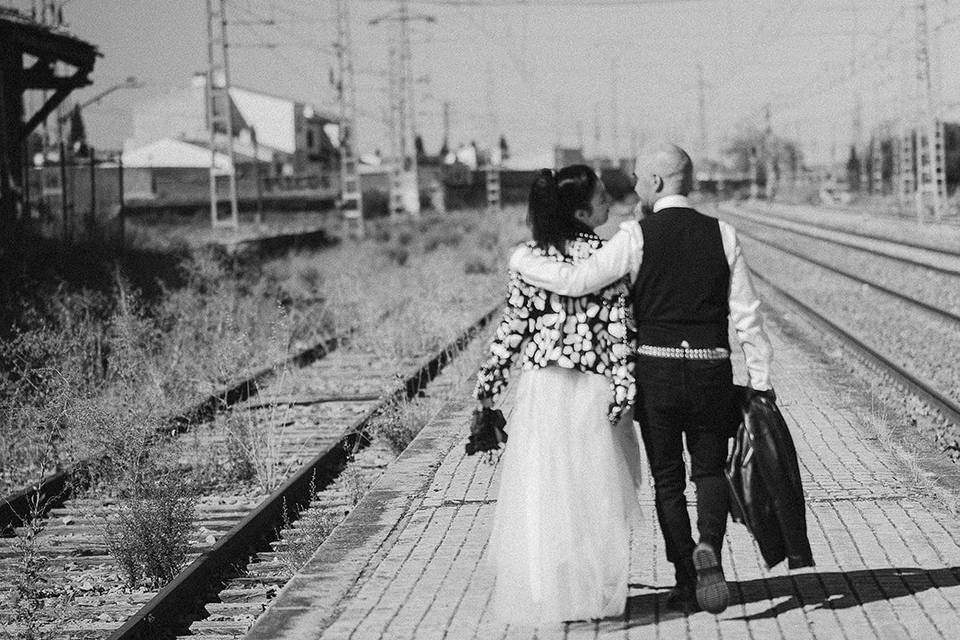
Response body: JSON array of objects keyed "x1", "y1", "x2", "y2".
[{"x1": 509, "y1": 144, "x2": 774, "y2": 615}]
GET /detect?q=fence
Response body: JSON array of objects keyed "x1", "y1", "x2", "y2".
[{"x1": 25, "y1": 149, "x2": 125, "y2": 245}]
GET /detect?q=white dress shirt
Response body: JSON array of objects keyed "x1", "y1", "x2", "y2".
[{"x1": 509, "y1": 194, "x2": 774, "y2": 390}]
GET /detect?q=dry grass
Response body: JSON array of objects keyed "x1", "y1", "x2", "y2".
[{"x1": 0, "y1": 203, "x2": 525, "y2": 496}]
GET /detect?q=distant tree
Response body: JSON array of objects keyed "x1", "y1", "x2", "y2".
[
  {"x1": 944, "y1": 122, "x2": 960, "y2": 190},
  {"x1": 439, "y1": 138, "x2": 449, "y2": 159},
  {"x1": 499, "y1": 134, "x2": 510, "y2": 161},
  {"x1": 846, "y1": 145, "x2": 860, "y2": 192},
  {"x1": 68, "y1": 104, "x2": 88, "y2": 155},
  {"x1": 415, "y1": 134, "x2": 426, "y2": 160},
  {"x1": 723, "y1": 122, "x2": 802, "y2": 182}
]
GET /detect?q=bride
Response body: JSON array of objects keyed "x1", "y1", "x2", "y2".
[{"x1": 474, "y1": 165, "x2": 642, "y2": 625}]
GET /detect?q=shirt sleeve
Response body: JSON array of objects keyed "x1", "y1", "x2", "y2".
[
  {"x1": 474, "y1": 274, "x2": 528, "y2": 400},
  {"x1": 720, "y1": 221, "x2": 774, "y2": 390},
  {"x1": 507, "y1": 221, "x2": 644, "y2": 296}
]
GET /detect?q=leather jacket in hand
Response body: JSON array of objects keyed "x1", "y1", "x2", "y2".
[{"x1": 725, "y1": 386, "x2": 814, "y2": 570}]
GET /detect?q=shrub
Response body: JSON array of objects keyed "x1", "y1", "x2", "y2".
[
  {"x1": 368, "y1": 396, "x2": 437, "y2": 455},
  {"x1": 2, "y1": 490, "x2": 70, "y2": 639},
  {"x1": 339, "y1": 461, "x2": 369, "y2": 506},
  {"x1": 367, "y1": 221, "x2": 391, "y2": 243},
  {"x1": 104, "y1": 472, "x2": 197, "y2": 588},
  {"x1": 383, "y1": 245, "x2": 409, "y2": 266},
  {"x1": 423, "y1": 228, "x2": 462, "y2": 253},
  {"x1": 464, "y1": 254, "x2": 495, "y2": 274},
  {"x1": 277, "y1": 494, "x2": 342, "y2": 577},
  {"x1": 222, "y1": 376, "x2": 300, "y2": 493}
]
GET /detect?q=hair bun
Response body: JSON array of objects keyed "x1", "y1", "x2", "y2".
[{"x1": 534, "y1": 168, "x2": 556, "y2": 189}]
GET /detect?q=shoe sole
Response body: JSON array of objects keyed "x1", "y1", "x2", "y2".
[{"x1": 693, "y1": 545, "x2": 729, "y2": 614}]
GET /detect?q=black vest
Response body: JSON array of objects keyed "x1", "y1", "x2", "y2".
[{"x1": 632, "y1": 207, "x2": 730, "y2": 349}]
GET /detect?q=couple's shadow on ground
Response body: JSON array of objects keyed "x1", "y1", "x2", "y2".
[{"x1": 596, "y1": 566, "x2": 960, "y2": 628}]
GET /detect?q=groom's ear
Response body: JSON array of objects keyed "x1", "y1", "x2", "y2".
[{"x1": 652, "y1": 174, "x2": 664, "y2": 193}]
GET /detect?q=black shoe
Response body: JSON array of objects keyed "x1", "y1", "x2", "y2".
[
  {"x1": 664, "y1": 583, "x2": 699, "y2": 613},
  {"x1": 693, "y1": 542, "x2": 729, "y2": 614}
]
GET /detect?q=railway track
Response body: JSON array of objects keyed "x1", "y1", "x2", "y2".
[
  {"x1": 750, "y1": 268, "x2": 960, "y2": 431},
  {"x1": 0, "y1": 327, "x2": 346, "y2": 534},
  {"x1": 717, "y1": 203, "x2": 960, "y2": 277},
  {"x1": 721, "y1": 203, "x2": 960, "y2": 457},
  {"x1": 0, "y1": 305, "x2": 499, "y2": 639},
  {"x1": 724, "y1": 222, "x2": 960, "y2": 326}
]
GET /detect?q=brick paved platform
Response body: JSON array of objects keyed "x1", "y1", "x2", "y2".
[{"x1": 245, "y1": 294, "x2": 960, "y2": 639}]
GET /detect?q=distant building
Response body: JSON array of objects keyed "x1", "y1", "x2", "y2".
[
  {"x1": 120, "y1": 137, "x2": 264, "y2": 202},
  {"x1": 125, "y1": 74, "x2": 339, "y2": 178}
]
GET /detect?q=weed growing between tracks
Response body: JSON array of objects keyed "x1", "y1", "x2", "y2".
[
  {"x1": 222, "y1": 374, "x2": 303, "y2": 493},
  {"x1": 369, "y1": 395, "x2": 441, "y2": 455},
  {"x1": 0, "y1": 206, "x2": 527, "y2": 635},
  {"x1": 271, "y1": 324, "x2": 497, "y2": 582},
  {"x1": 103, "y1": 472, "x2": 198, "y2": 588},
  {"x1": 0, "y1": 491, "x2": 70, "y2": 640},
  {"x1": 0, "y1": 254, "x2": 327, "y2": 494}
]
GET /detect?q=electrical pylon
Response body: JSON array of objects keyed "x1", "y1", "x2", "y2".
[
  {"x1": 482, "y1": 67, "x2": 501, "y2": 213},
  {"x1": 871, "y1": 125, "x2": 884, "y2": 195},
  {"x1": 370, "y1": 1, "x2": 433, "y2": 220},
  {"x1": 335, "y1": 0, "x2": 364, "y2": 238},
  {"x1": 912, "y1": 0, "x2": 946, "y2": 221},
  {"x1": 205, "y1": 0, "x2": 239, "y2": 230}
]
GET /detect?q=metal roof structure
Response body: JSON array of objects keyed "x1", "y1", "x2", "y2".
[{"x1": 0, "y1": 8, "x2": 99, "y2": 235}]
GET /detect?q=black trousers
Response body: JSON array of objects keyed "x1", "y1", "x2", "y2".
[{"x1": 634, "y1": 355, "x2": 736, "y2": 580}]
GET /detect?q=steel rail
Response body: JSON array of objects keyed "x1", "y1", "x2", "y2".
[
  {"x1": 0, "y1": 329, "x2": 344, "y2": 533},
  {"x1": 720, "y1": 205, "x2": 960, "y2": 277},
  {"x1": 106, "y1": 303, "x2": 499, "y2": 640},
  {"x1": 751, "y1": 270, "x2": 960, "y2": 428},
  {"x1": 725, "y1": 202, "x2": 960, "y2": 258},
  {"x1": 736, "y1": 228, "x2": 960, "y2": 326}
]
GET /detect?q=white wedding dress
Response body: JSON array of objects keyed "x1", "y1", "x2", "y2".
[{"x1": 488, "y1": 366, "x2": 642, "y2": 625}]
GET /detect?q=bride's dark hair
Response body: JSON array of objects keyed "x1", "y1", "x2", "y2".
[{"x1": 528, "y1": 164, "x2": 598, "y2": 253}]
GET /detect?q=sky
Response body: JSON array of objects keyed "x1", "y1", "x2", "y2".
[{"x1": 7, "y1": 0, "x2": 960, "y2": 166}]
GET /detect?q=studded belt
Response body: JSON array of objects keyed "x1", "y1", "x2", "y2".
[{"x1": 637, "y1": 344, "x2": 730, "y2": 360}]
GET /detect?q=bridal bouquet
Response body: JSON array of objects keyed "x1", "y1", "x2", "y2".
[{"x1": 465, "y1": 407, "x2": 508, "y2": 458}]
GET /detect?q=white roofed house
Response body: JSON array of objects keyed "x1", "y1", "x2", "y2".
[
  {"x1": 121, "y1": 74, "x2": 340, "y2": 205},
  {"x1": 120, "y1": 137, "x2": 272, "y2": 203}
]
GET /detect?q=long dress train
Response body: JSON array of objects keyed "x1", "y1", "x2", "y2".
[{"x1": 488, "y1": 366, "x2": 642, "y2": 625}]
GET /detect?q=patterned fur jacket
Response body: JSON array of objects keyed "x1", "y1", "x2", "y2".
[{"x1": 474, "y1": 233, "x2": 636, "y2": 423}]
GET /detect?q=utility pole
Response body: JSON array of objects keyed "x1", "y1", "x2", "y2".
[
  {"x1": 442, "y1": 101, "x2": 450, "y2": 156},
  {"x1": 593, "y1": 103, "x2": 601, "y2": 161},
  {"x1": 697, "y1": 62, "x2": 708, "y2": 159},
  {"x1": 370, "y1": 1, "x2": 434, "y2": 220},
  {"x1": 871, "y1": 124, "x2": 884, "y2": 195},
  {"x1": 849, "y1": 0, "x2": 867, "y2": 193},
  {"x1": 335, "y1": 0, "x2": 363, "y2": 238},
  {"x1": 205, "y1": 0, "x2": 239, "y2": 230},
  {"x1": 610, "y1": 58, "x2": 619, "y2": 161},
  {"x1": 911, "y1": 0, "x2": 945, "y2": 221},
  {"x1": 763, "y1": 104, "x2": 776, "y2": 201},
  {"x1": 482, "y1": 66, "x2": 501, "y2": 213}
]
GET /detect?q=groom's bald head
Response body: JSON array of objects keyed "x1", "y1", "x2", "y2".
[
  {"x1": 632, "y1": 143, "x2": 695, "y2": 213},
  {"x1": 642, "y1": 143, "x2": 693, "y2": 194}
]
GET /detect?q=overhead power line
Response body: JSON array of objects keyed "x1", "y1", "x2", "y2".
[{"x1": 361, "y1": 0, "x2": 709, "y2": 6}]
